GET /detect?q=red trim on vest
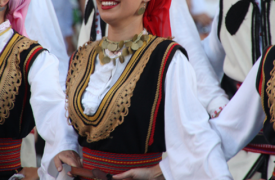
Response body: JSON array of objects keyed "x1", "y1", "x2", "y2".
[
  {"x1": 0, "y1": 138, "x2": 22, "y2": 172},
  {"x1": 82, "y1": 148, "x2": 162, "y2": 176},
  {"x1": 20, "y1": 47, "x2": 43, "y2": 124},
  {"x1": 258, "y1": 46, "x2": 273, "y2": 95},
  {"x1": 148, "y1": 43, "x2": 178, "y2": 146}
]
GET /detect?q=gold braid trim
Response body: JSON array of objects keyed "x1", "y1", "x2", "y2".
[
  {"x1": 67, "y1": 36, "x2": 165, "y2": 143},
  {"x1": 266, "y1": 60, "x2": 275, "y2": 130},
  {"x1": 0, "y1": 34, "x2": 38, "y2": 125}
]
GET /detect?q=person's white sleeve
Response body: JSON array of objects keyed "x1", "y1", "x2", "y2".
[
  {"x1": 201, "y1": 11, "x2": 226, "y2": 82},
  {"x1": 25, "y1": 0, "x2": 69, "y2": 90},
  {"x1": 159, "y1": 51, "x2": 232, "y2": 180},
  {"x1": 170, "y1": 0, "x2": 229, "y2": 117},
  {"x1": 28, "y1": 51, "x2": 79, "y2": 178},
  {"x1": 209, "y1": 59, "x2": 265, "y2": 161}
]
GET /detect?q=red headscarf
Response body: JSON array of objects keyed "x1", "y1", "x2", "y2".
[
  {"x1": 143, "y1": 0, "x2": 172, "y2": 37},
  {"x1": 6, "y1": 0, "x2": 31, "y2": 37}
]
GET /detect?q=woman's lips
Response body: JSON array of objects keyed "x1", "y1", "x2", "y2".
[{"x1": 101, "y1": 1, "x2": 119, "y2": 10}]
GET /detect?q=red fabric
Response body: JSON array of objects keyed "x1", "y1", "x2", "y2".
[
  {"x1": 21, "y1": 47, "x2": 43, "y2": 125},
  {"x1": 0, "y1": 138, "x2": 22, "y2": 172},
  {"x1": 82, "y1": 148, "x2": 162, "y2": 175},
  {"x1": 143, "y1": 0, "x2": 172, "y2": 37}
]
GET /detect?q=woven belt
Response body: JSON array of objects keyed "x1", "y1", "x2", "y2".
[
  {"x1": 80, "y1": 148, "x2": 162, "y2": 180},
  {"x1": 0, "y1": 138, "x2": 22, "y2": 172}
]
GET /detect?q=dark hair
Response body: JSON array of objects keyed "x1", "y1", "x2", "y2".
[{"x1": 4, "y1": 5, "x2": 10, "y2": 20}]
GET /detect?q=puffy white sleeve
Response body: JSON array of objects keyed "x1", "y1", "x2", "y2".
[
  {"x1": 209, "y1": 59, "x2": 265, "y2": 160},
  {"x1": 169, "y1": 0, "x2": 229, "y2": 117},
  {"x1": 201, "y1": 11, "x2": 226, "y2": 82},
  {"x1": 27, "y1": 51, "x2": 79, "y2": 179},
  {"x1": 159, "y1": 51, "x2": 233, "y2": 180},
  {"x1": 25, "y1": 0, "x2": 69, "y2": 90}
]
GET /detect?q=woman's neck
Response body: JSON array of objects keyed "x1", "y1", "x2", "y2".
[
  {"x1": 107, "y1": 18, "x2": 144, "y2": 42},
  {"x1": 0, "y1": 12, "x2": 5, "y2": 24}
]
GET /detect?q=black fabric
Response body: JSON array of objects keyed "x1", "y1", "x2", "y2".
[
  {"x1": 251, "y1": 1, "x2": 261, "y2": 64},
  {"x1": 225, "y1": 0, "x2": 250, "y2": 35},
  {"x1": 0, "y1": 35, "x2": 46, "y2": 139},
  {"x1": 261, "y1": 0, "x2": 272, "y2": 49},
  {"x1": 0, "y1": 167, "x2": 23, "y2": 180},
  {"x1": 78, "y1": 39, "x2": 188, "y2": 154},
  {"x1": 217, "y1": 0, "x2": 223, "y2": 41},
  {"x1": 256, "y1": 45, "x2": 275, "y2": 144}
]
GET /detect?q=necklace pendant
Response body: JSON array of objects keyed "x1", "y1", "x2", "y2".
[
  {"x1": 119, "y1": 56, "x2": 125, "y2": 63},
  {"x1": 102, "y1": 56, "x2": 111, "y2": 64},
  {"x1": 107, "y1": 43, "x2": 118, "y2": 52}
]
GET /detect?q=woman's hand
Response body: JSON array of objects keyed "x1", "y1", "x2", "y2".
[
  {"x1": 19, "y1": 167, "x2": 39, "y2": 180},
  {"x1": 54, "y1": 150, "x2": 82, "y2": 172},
  {"x1": 113, "y1": 165, "x2": 165, "y2": 180}
]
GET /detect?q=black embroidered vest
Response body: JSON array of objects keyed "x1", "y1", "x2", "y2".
[
  {"x1": 0, "y1": 32, "x2": 46, "y2": 139},
  {"x1": 67, "y1": 36, "x2": 188, "y2": 154}
]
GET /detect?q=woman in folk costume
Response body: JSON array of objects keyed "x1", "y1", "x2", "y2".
[
  {"x1": 0, "y1": 0, "x2": 81, "y2": 179},
  {"x1": 78, "y1": 0, "x2": 229, "y2": 118},
  {"x1": 56, "y1": 0, "x2": 232, "y2": 179}
]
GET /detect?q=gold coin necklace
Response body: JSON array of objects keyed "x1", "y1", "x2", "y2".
[{"x1": 96, "y1": 30, "x2": 149, "y2": 65}]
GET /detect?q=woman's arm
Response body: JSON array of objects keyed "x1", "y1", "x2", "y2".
[
  {"x1": 209, "y1": 59, "x2": 265, "y2": 160},
  {"x1": 160, "y1": 51, "x2": 232, "y2": 180},
  {"x1": 28, "y1": 51, "x2": 80, "y2": 179}
]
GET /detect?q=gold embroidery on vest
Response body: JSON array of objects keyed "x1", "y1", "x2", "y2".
[
  {"x1": 0, "y1": 34, "x2": 38, "y2": 125},
  {"x1": 67, "y1": 36, "x2": 166, "y2": 142}
]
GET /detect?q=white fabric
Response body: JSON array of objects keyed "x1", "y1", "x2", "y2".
[
  {"x1": 77, "y1": 0, "x2": 98, "y2": 47},
  {"x1": 0, "y1": 20, "x2": 10, "y2": 32},
  {"x1": 191, "y1": 0, "x2": 219, "y2": 18},
  {"x1": 169, "y1": 0, "x2": 228, "y2": 117},
  {"x1": 20, "y1": 133, "x2": 36, "y2": 167},
  {"x1": 25, "y1": 0, "x2": 69, "y2": 91},
  {"x1": 8, "y1": 174, "x2": 25, "y2": 180},
  {"x1": 209, "y1": 59, "x2": 265, "y2": 163},
  {"x1": 160, "y1": 51, "x2": 231, "y2": 180},
  {"x1": 28, "y1": 51, "x2": 79, "y2": 179}
]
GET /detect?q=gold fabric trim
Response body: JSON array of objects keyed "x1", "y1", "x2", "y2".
[
  {"x1": 261, "y1": 46, "x2": 273, "y2": 126},
  {"x1": 0, "y1": 34, "x2": 38, "y2": 125},
  {"x1": 145, "y1": 42, "x2": 176, "y2": 153},
  {"x1": 67, "y1": 36, "x2": 166, "y2": 142},
  {"x1": 266, "y1": 61, "x2": 275, "y2": 129}
]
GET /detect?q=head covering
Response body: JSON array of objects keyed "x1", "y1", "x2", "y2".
[
  {"x1": 6, "y1": 0, "x2": 31, "y2": 37},
  {"x1": 143, "y1": 0, "x2": 172, "y2": 37}
]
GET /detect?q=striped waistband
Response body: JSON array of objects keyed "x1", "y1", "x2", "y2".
[
  {"x1": 0, "y1": 138, "x2": 22, "y2": 172},
  {"x1": 81, "y1": 148, "x2": 162, "y2": 179},
  {"x1": 243, "y1": 144, "x2": 275, "y2": 155}
]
